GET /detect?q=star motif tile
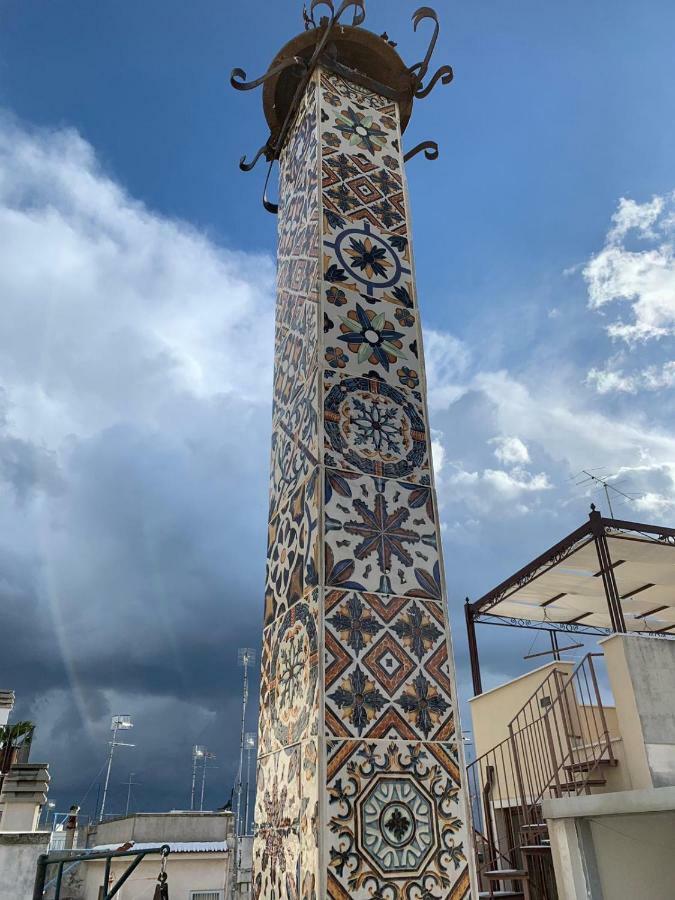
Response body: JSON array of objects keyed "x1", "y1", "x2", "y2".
[{"x1": 324, "y1": 471, "x2": 441, "y2": 602}]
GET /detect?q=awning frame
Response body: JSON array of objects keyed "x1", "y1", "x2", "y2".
[{"x1": 465, "y1": 507, "x2": 675, "y2": 695}]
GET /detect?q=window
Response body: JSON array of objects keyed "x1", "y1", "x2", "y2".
[{"x1": 190, "y1": 892, "x2": 224, "y2": 900}]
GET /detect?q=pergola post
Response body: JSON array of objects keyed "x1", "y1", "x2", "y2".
[
  {"x1": 589, "y1": 506, "x2": 627, "y2": 633},
  {"x1": 465, "y1": 599, "x2": 483, "y2": 696}
]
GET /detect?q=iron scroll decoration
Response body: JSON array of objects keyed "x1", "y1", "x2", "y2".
[{"x1": 230, "y1": 2, "x2": 454, "y2": 213}]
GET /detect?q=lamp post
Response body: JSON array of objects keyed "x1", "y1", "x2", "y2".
[
  {"x1": 100, "y1": 715, "x2": 134, "y2": 822},
  {"x1": 244, "y1": 733, "x2": 256, "y2": 835},
  {"x1": 235, "y1": 649, "x2": 255, "y2": 838},
  {"x1": 200, "y1": 750, "x2": 216, "y2": 812},
  {"x1": 191, "y1": 745, "x2": 206, "y2": 811}
]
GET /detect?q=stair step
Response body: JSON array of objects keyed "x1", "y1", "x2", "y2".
[
  {"x1": 558, "y1": 778, "x2": 606, "y2": 791},
  {"x1": 565, "y1": 758, "x2": 618, "y2": 772},
  {"x1": 484, "y1": 869, "x2": 528, "y2": 880},
  {"x1": 521, "y1": 844, "x2": 552, "y2": 856},
  {"x1": 520, "y1": 823, "x2": 548, "y2": 833},
  {"x1": 479, "y1": 893, "x2": 525, "y2": 899}
]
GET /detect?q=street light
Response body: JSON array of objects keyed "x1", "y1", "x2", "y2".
[
  {"x1": 235, "y1": 649, "x2": 256, "y2": 838},
  {"x1": 100, "y1": 715, "x2": 134, "y2": 822},
  {"x1": 191, "y1": 745, "x2": 206, "y2": 811},
  {"x1": 244, "y1": 732, "x2": 256, "y2": 835},
  {"x1": 200, "y1": 749, "x2": 216, "y2": 812}
]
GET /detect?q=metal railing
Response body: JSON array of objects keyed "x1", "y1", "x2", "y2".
[{"x1": 467, "y1": 653, "x2": 617, "y2": 900}]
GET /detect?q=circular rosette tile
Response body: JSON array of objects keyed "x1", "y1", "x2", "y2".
[
  {"x1": 269, "y1": 600, "x2": 319, "y2": 746},
  {"x1": 325, "y1": 222, "x2": 411, "y2": 296},
  {"x1": 324, "y1": 375, "x2": 428, "y2": 480},
  {"x1": 358, "y1": 775, "x2": 437, "y2": 876}
]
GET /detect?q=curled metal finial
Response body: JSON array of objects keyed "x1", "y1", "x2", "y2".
[
  {"x1": 308, "y1": 0, "x2": 365, "y2": 28},
  {"x1": 409, "y1": 7, "x2": 440, "y2": 82},
  {"x1": 415, "y1": 64, "x2": 453, "y2": 98},
  {"x1": 403, "y1": 140, "x2": 439, "y2": 163},
  {"x1": 309, "y1": 0, "x2": 334, "y2": 27},
  {"x1": 262, "y1": 160, "x2": 279, "y2": 214},
  {"x1": 408, "y1": 7, "x2": 453, "y2": 100},
  {"x1": 230, "y1": 57, "x2": 307, "y2": 92},
  {"x1": 239, "y1": 143, "x2": 269, "y2": 173}
]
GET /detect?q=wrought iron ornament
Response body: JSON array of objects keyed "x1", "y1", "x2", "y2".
[{"x1": 231, "y1": 1, "x2": 454, "y2": 212}]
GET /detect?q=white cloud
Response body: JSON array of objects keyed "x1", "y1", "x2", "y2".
[
  {"x1": 0, "y1": 114, "x2": 275, "y2": 447},
  {"x1": 422, "y1": 327, "x2": 470, "y2": 411},
  {"x1": 583, "y1": 193, "x2": 675, "y2": 344},
  {"x1": 490, "y1": 435, "x2": 530, "y2": 465},
  {"x1": 587, "y1": 360, "x2": 675, "y2": 394}
]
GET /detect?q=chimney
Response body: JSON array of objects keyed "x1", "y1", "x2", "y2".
[
  {"x1": 0, "y1": 763, "x2": 50, "y2": 832},
  {"x1": 0, "y1": 692, "x2": 14, "y2": 728}
]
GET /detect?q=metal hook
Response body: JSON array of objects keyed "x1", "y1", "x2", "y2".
[
  {"x1": 403, "y1": 140, "x2": 439, "y2": 163},
  {"x1": 262, "y1": 160, "x2": 279, "y2": 214},
  {"x1": 414, "y1": 64, "x2": 453, "y2": 98},
  {"x1": 408, "y1": 7, "x2": 440, "y2": 83},
  {"x1": 230, "y1": 57, "x2": 307, "y2": 92},
  {"x1": 239, "y1": 143, "x2": 269, "y2": 173}
]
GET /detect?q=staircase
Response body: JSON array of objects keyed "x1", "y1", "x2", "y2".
[{"x1": 467, "y1": 653, "x2": 617, "y2": 900}]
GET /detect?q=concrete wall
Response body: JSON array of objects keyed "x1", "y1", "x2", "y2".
[
  {"x1": 86, "y1": 812, "x2": 233, "y2": 847},
  {"x1": 591, "y1": 810, "x2": 675, "y2": 899},
  {"x1": 469, "y1": 661, "x2": 574, "y2": 759},
  {"x1": 602, "y1": 633, "x2": 675, "y2": 789},
  {"x1": 83, "y1": 853, "x2": 230, "y2": 900},
  {"x1": 0, "y1": 832, "x2": 49, "y2": 900},
  {"x1": 544, "y1": 786, "x2": 675, "y2": 900}
]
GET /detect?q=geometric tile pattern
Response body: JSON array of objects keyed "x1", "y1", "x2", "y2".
[
  {"x1": 325, "y1": 590, "x2": 455, "y2": 741},
  {"x1": 254, "y1": 64, "x2": 469, "y2": 900}
]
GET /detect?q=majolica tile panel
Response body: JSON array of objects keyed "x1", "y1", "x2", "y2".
[
  {"x1": 324, "y1": 470, "x2": 441, "y2": 601},
  {"x1": 258, "y1": 589, "x2": 320, "y2": 756},
  {"x1": 324, "y1": 589, "x2": 455, "y2": 741},
  {"x1": 323, "y1": 373, "x2": 430, "y2": 483},
  {"x1": 256, "y1": 62, "x2": 469, "y2": 900},
  {"x1": 325, "y1": 739, "x2": 469, "y2": 899}
]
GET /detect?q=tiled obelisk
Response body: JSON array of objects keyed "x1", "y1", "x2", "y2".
[{"x1": 233, "y1": 5, "x2": 471, "y2": 898}]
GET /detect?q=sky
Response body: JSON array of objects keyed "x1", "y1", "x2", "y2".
[{"x1": 0, "y1": 0, "x2": 674, "y2": 820}]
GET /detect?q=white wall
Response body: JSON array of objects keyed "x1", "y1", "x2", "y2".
[
  {"x1": 83, "y1": 852, "x2": 230, "y2": 900},
  {"x1": 0, "y1": 832, "x2": 50, "y2": 900}
]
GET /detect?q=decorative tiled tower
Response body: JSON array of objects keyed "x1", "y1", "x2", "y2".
[{"x1": 232, "y1": 4, "x2": 471, "y2": 898}]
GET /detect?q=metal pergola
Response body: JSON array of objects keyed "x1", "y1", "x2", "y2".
[{"x1": 465, "y1": 506, "x2": 675, "y2": 695}]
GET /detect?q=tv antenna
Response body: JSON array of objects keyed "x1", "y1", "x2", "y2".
[{"x1": 574, "y1": 469, "x2": 638, "y2": 518}]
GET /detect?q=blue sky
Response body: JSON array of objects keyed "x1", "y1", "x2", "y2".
[{"x1": 0, "y1": 0, "x2": 674, "y2": 816}]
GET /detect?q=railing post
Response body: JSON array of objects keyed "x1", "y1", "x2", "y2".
[
  {"x1": 588, "y1": 655, "x2": 615, "y2": 764},
  {"x1": 508, "y1": 724, "x2": 531, "y2": 825},
  {"x1": 32, "y1": 853, "x2": 48, "y2": 900},
  {"x1": 543, "y1": 713, "x2": 562, "y2": 798}
]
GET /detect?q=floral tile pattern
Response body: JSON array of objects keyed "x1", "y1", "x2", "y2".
[
  {"x1": 273, "y1": 295, "x2": 318, "y2": 420},
  {"x1": 324, "y1": 471, "x2": 441, "y2": 601},
  {"x1": 324, "y1": 590, "x2": 455, "y2": 741},
  {"x1": 323, "y1": 373, "x2": 429, "y2": 483},
  {"x1": 265, "y1": 467, "x2": 320, "y2": 625},
  {"x1": 326, "y1": 739, "x2": 470, "y2": 900},
  {"x1": 259, "y1": 590, "x2": 320, "y2": 755},
  {"x1": 270, "y1": 366, "x2": 319, "y2": 519},
  {"x1": 321, "y1": 223, "x2": 420, "y2": 383},
  {"x1": 253, "y1": 744, "x2": 302, "y2": 900}
]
